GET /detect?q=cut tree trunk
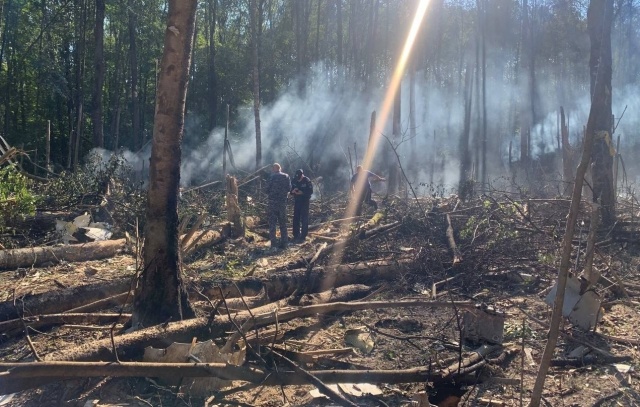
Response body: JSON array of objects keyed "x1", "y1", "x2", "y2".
[
  {"x1": 201, "y1": 257, "x2": 413, "y2": 300},
  {"x1": 0, "y1": 239, "x2": 127, "y2": 271},
  {"x1": 0, "y1": 278, "x2": 131, "y2": 322}
]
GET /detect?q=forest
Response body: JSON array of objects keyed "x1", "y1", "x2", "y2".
[
  {"x1": 0, "y1": 0, "x2": 637, "y2": 188},
  {"x1": 1, "y1": 0, "x2": 640, "y2": 406}
]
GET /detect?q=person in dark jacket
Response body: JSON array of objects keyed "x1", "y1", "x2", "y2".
[
  {"x1": 350, "y1": 165, "x2": 385, "y2": 215},
  {"x1": 266, "y1": 163, "x2": 291, "y2": 249},
  {"x1": 290, "y1": 169, "x2": 313, "y2": 242}
]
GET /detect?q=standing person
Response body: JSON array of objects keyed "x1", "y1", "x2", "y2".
[
  {"x1": 290, "y1": 169, "x2": 313, "y2": 243},
  {"x1": 266, "y1": 163, "x2": 291, "y2": 250},
  {"x1": 350, "y1": 165, "x2": 385, "y2": 215}
]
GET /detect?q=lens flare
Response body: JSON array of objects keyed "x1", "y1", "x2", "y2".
[{"x1": 327, "y1": 0, "x2": 431, "y2": 278}]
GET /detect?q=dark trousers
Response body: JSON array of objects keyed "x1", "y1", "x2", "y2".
[
  {"x1": 355, "y1": 188, "x2": 377, "y2": 215},
  {"x1": 268, "y1": 203, "x2": 288, "y2": 246},
  {"x1": 292, "y1": 199, "x2": 310, "y2": 239}
]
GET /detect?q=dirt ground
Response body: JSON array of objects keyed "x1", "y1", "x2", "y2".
[{"x1": 2, "y1": 195, "x2": 640, "y2": 407}]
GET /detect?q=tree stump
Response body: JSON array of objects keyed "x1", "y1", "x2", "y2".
[{"x1": 226, "y1": 175, "x2": 245, "y2": 238}]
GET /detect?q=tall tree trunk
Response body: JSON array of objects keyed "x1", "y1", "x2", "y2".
[
  {"x1": 408, "y1": 56, "x2": 417, "y2": 172},
  {"x1": 109, "y1": 31, "x2": 124, "y2": 150},
  {"x1": 134, "y1": 0, "x2": 198, "y2": 328},
  {"x1": 479, "y1": 0, "x2": 487, "y2": 193},
  {"x1": 528, "y1": 15, "x2": 615, "y2": 398},
  {"x1": 92, "y1": 0, "x2": 105, "y2": 149},
  {"x1": 207, "y1": 0, "x2": 218, "y2": 129},
  {"x1": 387, "y1": 80, "x2": 401, "y2": 195},
  {"x1": 364, "y1": 0, "x2": 379, "y2": 89},
  {"x1": 560, "y1": 106, "x2": 573, "y2": 195},
  {"x1": 128, "y1": 0, "x2": 140, "y2": 151},
  {"x1": 314, "y1": 0, "x2": 321, "y2": 61},
  {"x1": 251, "y1": 0, "x2": 262, "y2": 170},
  {"x1": 588, "y1": 0, "x2": 615, "y2": 226},
  {"x1": 458, "y1": 63, "x2": 474, "y2": 200},
  {"x1": 336, "y1": 0, "x2": 342, "y2": 68},
  {"x1": 519, "y1": 0, "x2": 530, "y2": 166},
  {"x1": 73, "y1": 0, "x2": 87, "y2": 170},
  {"x1": 294, "y1": 0, "x2": 308, "y2": 93}
]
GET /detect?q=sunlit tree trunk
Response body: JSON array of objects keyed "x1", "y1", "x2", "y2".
[
  {"x1": 251, "y1": 0, "x2": 262, "y2": 170},
  {"x1": 134, "y1": 0, "x2": 197, "y2": 328},
  {"x1": 588, "y1": 0, "x2": 615, "y2": 226},
  {"x1": 207, "y1": 0, "x2": 218, "y2": 129}
]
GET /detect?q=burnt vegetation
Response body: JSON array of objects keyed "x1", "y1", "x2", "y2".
[{"x1": 1, "y1": 156, "x2": 640, "y2": 406}]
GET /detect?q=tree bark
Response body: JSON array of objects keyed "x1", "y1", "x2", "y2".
[
  {"x1": 0, "y1": 278, "x2": 130, "y2": 322},
  {"x1": 134, "y1": 0, "x2": 198, "y2": 328},
  {"x1": 0, "y1": 238, "x2": 127, "y2": 272},
  {"x1": 225, "y1": 175, "x2": 245, "y2": 238},
  {"x1": 250, "y1": 0, "x2": 262, "y2": 170},
  {"x1": 588, "y1": 0, "x2": 615, "y2": 226}
]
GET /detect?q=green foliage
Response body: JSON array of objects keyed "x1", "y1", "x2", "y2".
[
  {"x1": 504, "y1": 321, "x2": 537, "y2": 341},
  {"x1": 36, "y1": 152, "x2": 147, "y2": 234},
  {"x1": 0, "y1": 165, "x2": 37, "y2": 229}
]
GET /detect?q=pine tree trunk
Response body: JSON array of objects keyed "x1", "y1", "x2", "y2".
[
  {"x1": 134, "y1": 0, "x2": 198, "y2": 328},
  {"x1": 588, "y1": 0, "x2": 615, "y2": 226},
  {"x1": 251, "y1": 0, "x2": 262, "y2": 170}
]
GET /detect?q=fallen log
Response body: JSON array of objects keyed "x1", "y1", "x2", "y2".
[
  {"x1": 203, "y1": 257, "x2": 413, "y2": 300},
  {"x1": 1, "y1": 257, "x2": 408, "y2": 323},
  {"x1": 183, "y1": 229, "x2": 224, "y2": 255},
  {"x1": 0, "y1": 238, "x2": 128, "y2": 271},
  {"x1": 296, "y1": 283, "x2": 372, "y2": 306},
  {"x1": 0, "y1": 313, "x2": 131, "y2": 335},
  {"x1": 220, "y1": 290, "x2": 269, "y2": 311},
  {"x1": 0, "y1": 278, "x2": 131, "y2": 322},
  {"x1": 550, "y1": 354, "x2": 631, "y2": 367},
  {"x1": 43, "y1": 299, "x2": 475, "y2": 364},
  {"x1": 64, "y1": 291, "x2": 132, "y2": 314},
  {"x1": 0, "y1": 359, "x2": 472, "y2": 395},
  {"x1": 222, "y1": 284, "x2": 375, "y2": 351}
]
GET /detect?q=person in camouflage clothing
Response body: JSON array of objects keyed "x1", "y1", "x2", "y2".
[{"x1": 266, "y1": 163, "x2": 291, "y2": 249}]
